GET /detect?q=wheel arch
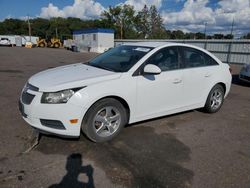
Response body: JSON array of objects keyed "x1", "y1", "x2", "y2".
[
  {"x1": 216, "y1": 82, "x2": 226, "y2": 94},
  {"x1": 203, "y1": 82, "x2": 227, "y2": 107},
  {"x1": 83, "y1": 95, "x2": 131, "y2": 124}
]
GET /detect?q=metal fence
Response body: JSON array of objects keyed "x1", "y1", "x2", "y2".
[{"x1": 115, "y1": 39, "x2": 250, "y2": 64}]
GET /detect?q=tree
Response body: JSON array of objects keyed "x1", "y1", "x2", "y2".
[
  {"x1": 135, "y1": 5, "x2": 151, "y2": 39},
  {"x1": 31, "y1": 18, "x2": 50, "y2": 38},
  {"x1": 224, "y1": 34, "x2": 233, "y2": 39},
  {"x1": 195, "y1": 32, "x2": 205, "y2": 39},
  {"x1": 243, "y1": 33, "x2": 250, "y2": 39},
  {"x1": 171, "y1": 30, "x2": 185, "y2": 39},
  {"x1": 102, "y1": 4, "x2": 136, "y2": 39},
  {"x1": 213, "y1": 34, "x2": 224, "y2": 39},
  {"x1": 149, "y1": 5, "x2": 166, "y2": 39}
]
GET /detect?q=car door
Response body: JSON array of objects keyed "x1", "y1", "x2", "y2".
[
  {"x1": 135, "y1": 46, "x2": 184, "y2": 120},
  {"x1": 180, "y1": 46, "x2": 219, "y2": 106}
]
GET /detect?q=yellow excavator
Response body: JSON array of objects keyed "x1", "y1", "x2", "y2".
[{"x1": 36, "y1": 38, "x2": 62, "y2": 48}]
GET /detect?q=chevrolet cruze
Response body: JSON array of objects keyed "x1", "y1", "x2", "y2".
[{"x1": 19, "y1": 42, "x2": 232, "y2": 142}]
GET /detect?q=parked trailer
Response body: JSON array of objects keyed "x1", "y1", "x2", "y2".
[{"x1": 0, "y1": 35, "x2": 39, "y2": 46}]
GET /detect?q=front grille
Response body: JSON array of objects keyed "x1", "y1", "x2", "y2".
[
  {"x1": 40, "y1": 119, "x2": 66, "y2": 130},
  {"x1": 21, "y1": 92, "x2": 35, "y2": 104}
]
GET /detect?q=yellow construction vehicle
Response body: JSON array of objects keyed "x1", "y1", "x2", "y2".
[
  {"x1": 50, "y1": 38, "x2": 62, "y2": 48},
  {"x1": 36, "y1": 38, "x2": 46, "y2": 47},
  {"x1": 36, "y1": 38, "x2": 62, "y2": 48}
]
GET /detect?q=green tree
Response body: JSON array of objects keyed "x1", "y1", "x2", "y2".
[
  {"x1": 213, "y1": 34, "x2": 224, "y2": 39},
  {"x1": 135, "y1": 5, "x2": 150, "y2": 39},
  {"x1": 149, "y1": 5, "x2": 166, "y2": 39},
  {"x1": 195, "y1": 32, "x2": 205, "y2": 39},
  {"x1": 243, "y1": 33, "x2": 250, "y2": 39},
  {"x1": 224, "y1": 34, "x2": 233, "y2": 39},
  {"x1": 102, "y1": 4, "x2": 136, "y2": 39},
  {"x1": 171, "y1": 30, "x2": 185, "y2": 39},
  {"x1": 31, "y1": 18, "x2": 50, "y2": 38}
]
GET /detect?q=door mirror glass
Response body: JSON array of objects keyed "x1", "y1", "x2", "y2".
[{"x1": 143, "y1": 64, "x2": 161, "y2": 75}]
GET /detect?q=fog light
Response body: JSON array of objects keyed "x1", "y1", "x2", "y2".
[{"x1": 70, "y1": 119, "x2": 78, "y2": 124}]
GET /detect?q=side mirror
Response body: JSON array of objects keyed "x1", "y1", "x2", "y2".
[{"x1": 143, "y1": 64, "x2": 161, "y2": 75}]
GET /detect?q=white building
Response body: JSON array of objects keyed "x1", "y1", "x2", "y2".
[{"x1": 72, "y1": 28, "x2": 114, "y2": 53}]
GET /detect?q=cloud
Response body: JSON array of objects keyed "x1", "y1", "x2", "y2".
[
  {"x1": 40, "y1": 0, "x2": 104, "y2": 19},
  {"x1": 162, "y1": 0, "x2": 250, "y2": 35},
  {"x1": 124, "y1": 0, "x2": 163, "y2": 11},
  {"x1": 37, "y1": 0, "x2": 250, "y2": 35}
]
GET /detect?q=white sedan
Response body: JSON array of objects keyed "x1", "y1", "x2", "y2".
[
  {"x1": 239, "y1": 64, "x2": 250, "y2": 83},
  {"x1": 19, "y1": 42, "x2": 232, "y2": 142}
]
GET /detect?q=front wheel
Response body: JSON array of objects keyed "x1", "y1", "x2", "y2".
[
  {"x1": 82, "y1": 98, "x2": 128, "y2": 142},
  {"x1": 204, "y1": 84, "x2": 225, "y2": 113}
]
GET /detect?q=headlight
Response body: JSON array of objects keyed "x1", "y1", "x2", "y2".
[{"x1": 41, "y1": 89, "x2": 75, "y2": 104}]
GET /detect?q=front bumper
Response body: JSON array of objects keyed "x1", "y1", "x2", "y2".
[{"x1": 19, "y1": 89, "x2": 87, "y2": 137}]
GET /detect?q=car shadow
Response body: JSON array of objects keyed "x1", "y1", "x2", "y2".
[
  {"x1": 36, "y1": 125, "x2": 194, "y2": 187},
  {"x1": 49, "y1": 153, "x2": 95, "y2": 188},
  {"x1": 232, "y1": 74, "x2": 250, "y2": 87}
]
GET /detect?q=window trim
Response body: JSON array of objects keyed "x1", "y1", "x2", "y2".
[
  {"x1": 132, "y1": 46, "x2": 182, "y2": 76},
  {"x1": 179, "y1": 46, "x2": 219, "y2": 69}
]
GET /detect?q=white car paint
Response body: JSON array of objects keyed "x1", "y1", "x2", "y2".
[{"x1": 19, "y1": 42, "x2": 232, "y2": 137}]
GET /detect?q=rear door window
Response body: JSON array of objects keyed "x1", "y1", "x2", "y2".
[{"x1": 181, "y1": 47, "x2": 218, "y2": 68}]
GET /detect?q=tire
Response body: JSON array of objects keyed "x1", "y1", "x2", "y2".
[
  {"x1": 54, "y1": 43, "x2": 60, "y2": 48},
  {"x1": 204, "y1": 84, "x2": 225, "y2": 113},
  {"x1": 39, "y1": 42, "x2": 45, "y2": 48},
  {"x1": 82, "y1": 98, "x2": 128, "y2": 142}
]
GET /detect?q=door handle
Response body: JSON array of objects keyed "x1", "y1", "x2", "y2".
[
  {"x1": 173, "y1": 78, "x2": 182, "y2": 84},
  {"x1": 205, "y1": 73, "x2": 211, "y2": 78}
]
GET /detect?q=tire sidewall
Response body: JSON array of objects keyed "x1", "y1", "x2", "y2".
[
  {"x1": 82, "y1": 98, "x2": 127, "y2": 142},
  {"x1": 205, "y1": 84, "x2": 225, "y2": 113}
]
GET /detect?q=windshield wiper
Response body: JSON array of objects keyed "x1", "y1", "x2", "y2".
[{"x1": 89, "y1": 64, "x2": 115, "y2": 72}]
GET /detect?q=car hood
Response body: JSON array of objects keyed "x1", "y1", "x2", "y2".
[{"x1": 28, "y1": 63, "x2": 121, "y2": 92}]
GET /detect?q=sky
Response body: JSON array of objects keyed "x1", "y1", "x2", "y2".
[{"x1": 0, "y1": 0, "x2": 250, "y2": 36}]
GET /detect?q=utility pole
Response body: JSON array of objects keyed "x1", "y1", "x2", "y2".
[
  {"x1": 204, "y1": 22, "x2": 207, "y2": 39},
  {"x1": 230, "y1": 17, "x2": 235, "y2": 37},
  {"x1": 204, "y1": 22, "x2": 208, "y2": 49},
  {"x1": 227, "y1": 17, "x2": 235, "y2": 64},
  {"x1": 27, "y1": 15, "x2": 31, "y2": 42},
  {"x1": 55, "y1": 27, "x2": 58, "y2": 38}
]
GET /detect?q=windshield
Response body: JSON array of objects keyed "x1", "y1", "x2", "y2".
[{"x1": 88, "y1": 45, "x2": 153, "y2": 72}]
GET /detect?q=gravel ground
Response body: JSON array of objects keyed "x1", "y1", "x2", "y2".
[{"x1": 0, "y1": 47, "x2": 250, "y2": 188}]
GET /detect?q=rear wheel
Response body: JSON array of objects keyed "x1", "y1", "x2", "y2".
[
  {"x1": 82, "y1": 98, "x2": 127, "y2": 142},
  {"x1": 54, "y1": 42, "x2": 60, "y2": 48},
  {"x1": 204, "y1": 84, "x2": 225, "y2": 113},
  {"x1": 39, "y1": 42, "x2": 45, "y2": 48}
]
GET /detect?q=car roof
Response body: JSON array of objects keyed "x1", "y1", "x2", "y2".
[
  {"x1": 121, "y1": 41, "x2": 223, "y2": 65},
  {"x1": 122, "y1": 42, "x2": 175, "y2": 48}
]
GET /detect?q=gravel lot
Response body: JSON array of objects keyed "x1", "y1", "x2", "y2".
[{"x1": 0, "y1": 47, "x2": 250, "y2": 188}]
